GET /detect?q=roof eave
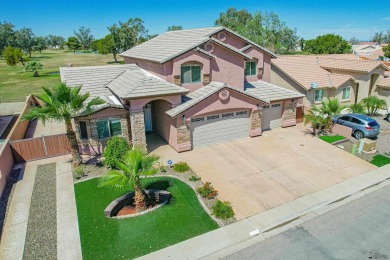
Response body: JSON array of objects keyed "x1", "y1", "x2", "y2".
[{"x1": 121, "y1": 90, "x2": 189, "y2": 100}]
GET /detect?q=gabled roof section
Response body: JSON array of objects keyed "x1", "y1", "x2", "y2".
[
  {"x1": 105, "y1": 69, "x2": 189, "y2": 99},
  {"x1": 209, "y1": 38, "x2": 252, "y2": 60},
  {"x1": 378, "y1": 72, "x2": 390, "y2": 88},
  {"x1": 272, "y1": 56, "x2": 354, "y2": 90},
  {"x1": 245, "y1": 81, "x2": 305, "y2": 102},
  {"x1": 166, "y1": 81, "x2": 269, "y2": 118},
  {"x1": 318, "y1": 57, "x2": 389, "y2": 73},
  {"x1": 120, "y1": 27, "x2": 222, "y2": 63},
  {"x1": 120, "y1": 26, "x2": 277, "y2": 63}
]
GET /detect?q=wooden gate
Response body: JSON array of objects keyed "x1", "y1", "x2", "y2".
[
  {"x1": 10, "y1": 134, "x2": 70, "y2": 163},
  {"x1": 296, "y1": 107, "x2": 304, "y2": 123}
]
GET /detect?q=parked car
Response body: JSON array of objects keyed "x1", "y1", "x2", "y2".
[{"x1": 333, "y1": 113, "x2": 380, "y2": 139}]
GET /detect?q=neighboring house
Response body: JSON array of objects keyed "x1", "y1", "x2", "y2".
[
  {"x1": 60, "y1": 27, "x2": 304, "y2": 154},
  {"x1": 271, "y1": 55, "x2": 390, "y2": 109},
  {"x1": 352, "y1": 43, "x2": 389, "y2": 61}
]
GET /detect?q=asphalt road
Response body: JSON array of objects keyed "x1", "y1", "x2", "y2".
[{"x1": 224, "y1": 185, "x2": 390, "y2": 260}]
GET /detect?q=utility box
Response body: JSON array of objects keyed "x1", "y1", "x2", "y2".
[{"x1": 357, "y1": 138, "x2": 376, "y2": 152}]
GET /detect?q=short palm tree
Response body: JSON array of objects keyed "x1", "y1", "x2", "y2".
[
  {"x1": 348, "y1": 103, "x2": 365, "y2": 114},
  {"x1": 361, "y1": 96, "x2": 387, "y2": 116},
  {"x1": 23, "y1": 83, "x2": 104, "y2": 166},
  {"x1": 319, "y1": 98, "x2": 345, "y2": 132},
  {"x1": 303, "y1": 106, "x2": 324, "y2": 135},
  {"x1": 98, "y1": 148, "x2": 160, "y2": 212},
  {"x1": 25, "y1": 60, "x2": 43, "y2": 77}
]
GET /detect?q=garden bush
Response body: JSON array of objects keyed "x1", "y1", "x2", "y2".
[
  {"x1": 197, "y1": 182, "x2": 218, "y2": 199},
  {"x1": 173, "y1": 162, "x2": 190, "y2": 172},
  {"x1": 103, "y1": 136, "x2": 131, "y2": 169},
  {"x1": 189, "y1": 175, "x2": 201, "y2": 182},
  {"x1": 74, "y1": 165, "x2": 87, "y2": 179},
  {"x1": 212, "y1": 200, "x2": 235, "y2": 220}
]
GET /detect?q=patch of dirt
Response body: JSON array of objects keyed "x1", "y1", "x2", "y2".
[{"x1": 117, "y1": 203, "x2": 156, "y2": 216}]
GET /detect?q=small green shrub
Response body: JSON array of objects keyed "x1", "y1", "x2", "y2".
[
  {"x1": 74, "y1": 165, "x2": 87, "y2": 179},
  {"x1": 212, "y1": 200, "x2": 235, "y2": 220},
  {"x1": 197, "y1": 182, "x2": 218, "y2": 199},
  {"x1": 160, "y1": 166, "x2": 167, "y2": 173},
  {"x1": 103, "y1": 136, "x2": 131, "y2": 169},
  {"x1": 189, "y1": 175, "x2": 201, "y2": 182},
  {"x1": 173, "y1": 162, "x2": 190, "y2": 172}
]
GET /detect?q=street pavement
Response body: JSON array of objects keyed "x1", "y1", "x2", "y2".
[{"x1": 224, "y1": 184, "x2": 390, "y2": 260}]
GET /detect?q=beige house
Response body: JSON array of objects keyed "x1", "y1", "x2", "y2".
[{"x1": 271, "y1": 55, "x2": 390, "y2": 109}]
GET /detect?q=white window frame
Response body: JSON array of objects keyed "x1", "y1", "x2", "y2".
[
  {"x1": 314, "y1": 89, "x2": 324, "y2": 103},
  {"x1": 181, "y1": 64, "x2": 201, "y2": 84},
  {"x1": 342, "y1": 86, "x2": 351, "y2": 100}
]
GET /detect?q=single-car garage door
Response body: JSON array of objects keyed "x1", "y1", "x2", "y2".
[
  {"x1": 191, "y1": 110, "x2": 249, "y2": 148},
  {"x1": 262, "y1": 104, "x2": 282, "y2": 131}
]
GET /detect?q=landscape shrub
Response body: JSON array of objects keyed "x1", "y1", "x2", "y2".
[
  {"x1": 173, "y1": 162, "x2": 190, "y2": 172},
  {"x1": 196, "y1": 182, "x2": 218, "y2": 199},
  {"x1": 103, "y1": 136, "x2": 131, "y2": 168},
  {"x1": 212, "y1": 200, "x2": 235, "y2": 220},
  {"x1": 74, "y1": 165, "x2": 87, "y2": 179},
  {"x1": 189, "y1": 175, "x2": 201, "y2": 182}
]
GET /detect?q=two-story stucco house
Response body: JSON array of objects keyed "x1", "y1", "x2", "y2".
[
  {"x1": 60, "y1": 27, "x2": 304, "y2": 154},
  {"x1": 271, "y1": 55, "x2": 390, "y2": 110}
]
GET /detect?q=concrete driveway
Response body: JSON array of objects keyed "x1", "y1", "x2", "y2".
[{"x1": 149, "y1": 125, "x2": 376, "y2": 220}]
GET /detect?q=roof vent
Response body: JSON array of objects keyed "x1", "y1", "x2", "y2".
[
  {"x1": 218, "y1": 31, "x2": 227, "y2": 41},
  {"x1": 204, "y1": 43, "x2": 214, "y2": 52}
]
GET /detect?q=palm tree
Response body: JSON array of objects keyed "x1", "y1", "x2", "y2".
[
  {"x1": 25, "y1": 61, "x2": 43, "y2": 77},
  {"x1": 348, "y1": 103, "x2": 365, "y2": 114},
  {"x1": 98, "y1": 148, "x2": 160, "y2": 212},
  {"x1": 23, "y1": 83, "x2": 104, "y2": 166},
  {"x1": 303, "y1": 106, "x2": 324, "y2": 135},
  {"x1": 361, "y1": 96, "x2": 387, "y2": 116},
  {"x1": 319, "y1": 98, "x2": 345, "y2": 132}
]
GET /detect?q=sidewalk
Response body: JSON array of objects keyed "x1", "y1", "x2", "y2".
[
  {"x1": 0, "y1": 155, "x2": 82, "y2": 260},
  {"x1": 138, "y1": 164, "x2": 390, "y2": 260}
]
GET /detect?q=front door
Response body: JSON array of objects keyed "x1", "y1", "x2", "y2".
[{"x1": 143, "y1": 104, "x2": 153, "y2": 132}]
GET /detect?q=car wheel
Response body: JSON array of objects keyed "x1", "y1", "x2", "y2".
[
  {"x1": 387, "y1": 114, "x2": 390, "y2": 122},
  {"x1": 355, "y1": 130, "x2": 364, "y2": 140}
]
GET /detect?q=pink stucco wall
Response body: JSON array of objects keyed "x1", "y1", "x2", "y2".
[
  {"x1": 152, "y1": 100, "x2": 177, "y2": 147},
  {"x1": 211, "y1": 31, "x2": 246, "y2": 49},
  {"x1": 129, "y1": 95, "x2": 182, "y2": 112},
  {"x1": 124, "y1": 57, "x2": 173, "y2": 81}
]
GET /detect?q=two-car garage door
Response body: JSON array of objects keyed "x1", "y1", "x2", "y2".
[{"x1": 191, "y1": 110, "x2": 249, "y2": 148}]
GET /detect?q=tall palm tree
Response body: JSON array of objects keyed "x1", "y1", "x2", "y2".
[
  {"x1": 23, "y1": 83, "x2": 104, "y2": 166},
  {"x1": 98, "y1": 148, "x2": 160, "y2": 212}
]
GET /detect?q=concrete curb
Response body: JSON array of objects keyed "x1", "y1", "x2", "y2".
[{"x1": 137, "y1": 164, "x2": 390, "y2": 260}]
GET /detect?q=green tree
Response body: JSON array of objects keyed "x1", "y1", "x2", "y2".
[
  {"x1": 372, "y1": 31, "x2": 385, "y2": 44},
  {"x1": 23, "y1": 84, "x2": 105, "y2": 166},
  {"x1": 383, "y1": 44, "x2": 390, "y2": 59},
  {"x1": 90, "y1": 39, "x2": 100, "y2": 51},
  {"x1": 15, "y1": 28, "x2": 35, "y2": 58},
  {"x1": 33, "y1": 36, "x2": 47, "y2": 53},
  {"x1": 361, "y1": 96, "x2": 387, "y2": 116},
  {"x1": 97, "y1": 34, "x2": 115, "y2": 55},
  {"x1": 46, "y1": 35, "x2": 65, "y2": 48},
  {"x1": 303, "y1": 106, "x2": 325, "y2": 135},
  {"x1": 304, "y1": 34, "x2": 352, "y2": 54},
  {"x1": 349, "y1": 37, "x2": 360, "y2": 45},
  {"x1": 66, "y1": 36, "x2": 81, "y2": 53},
  {"x1": 73, "y1": 26, "x2": 94, "y2": 49},
  {"x1": 25, "y1": 60, "x2": 43, "y2": 77},
  {"x1": 215, "y1": 8, "x2": 299, "y2": 54},
  {"x1": 348, "y1": 103, "x2": 365, "y2": 114},
  {"x1": 0, "y1": 21, "x2": 15, "y2": 55},
  {"x1": 167, "y1": 25, "x2": 183, "y2": 31},
  {"x1": 318, "y1": 98, "x2": 345, "y2": 132},
  {"x1": 108, "y1": 18, "x2": 149, "y2": 62},
  {"x1": 2, "y1": 46, "x2": 25, "y2": 66},
  {"x1": 98, "y1": 148, "x2": 160, "y2": 212},
  {"x1": 103, "y1": 136, "x2": 131, "y2": 169}
]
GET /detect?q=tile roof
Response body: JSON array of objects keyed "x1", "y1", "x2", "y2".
[
  {"x1": 318, "y1": 56, "x2": 389, "y2": 73},
  {"x1": 245, "y1": 81, "x2": 305, "y2": 101},
  {"x1": 105, "y1": 69, "x2": 189, "y2": 99},
  {"x1": 378, "y1": 72, "x2": 390, "y2": 88},
  {"x1": 166, "y1": 82, "x2": 268, "y2": 118},
  {"x1": 272, "y1": 56, "x2": 354, "y2": 90},
  {"x1": 120, "y1": 27, "x2": 276, "y2": 63}
]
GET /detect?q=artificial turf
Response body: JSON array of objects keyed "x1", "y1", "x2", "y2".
[
  {"x1": 370, "y1": 155, "x2": 390, "y2": 167},
  {"x1": 319, "y1": 135, "x2": 346, "y2": 144},
  {"x1": 74, "y1": 177, "x2": 218, "y2": 260}
]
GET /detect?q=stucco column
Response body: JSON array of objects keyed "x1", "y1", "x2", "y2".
[
  {"x1": 281, "y1": 100, "x2": 297, "y2": 127},
  {"x1": 130, "y1": 110, "x2": 147, "y2": 151},
  {"x1": 176, "y1": 119, "x2": 191, "y2": 152},
  {"x1": 250, "y1": 109, "x2": 262, "y2": 137}
]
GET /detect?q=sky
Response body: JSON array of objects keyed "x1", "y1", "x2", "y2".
[{"x1": 1, "y1": 0, "x2": 389, "y2": 41}]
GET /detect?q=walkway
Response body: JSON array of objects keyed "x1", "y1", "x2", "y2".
[
  {"x1": 138, "y1": 164, "x2": 390, "y2": 260},
  {"x1": 0, "y1": 155, "x2": 82, "y2": 259}
]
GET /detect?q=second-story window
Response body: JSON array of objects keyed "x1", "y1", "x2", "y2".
[
  {"x1": 245, "y1": 61, "x2": 257, "y2": 76},
  {"x1": 181, "y1": 65, "x2": 201, "y2": 84}
]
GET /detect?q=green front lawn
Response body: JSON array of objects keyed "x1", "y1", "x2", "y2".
[
  {"x1": 319, "y1": 135, "x2": 346, "y2": 144},
  {"x1": 74, "y1": 177, "x2": 218, "y2": 260},
  {"x1": 370, "y1": 155, "x2": 390, "y2": 167}
]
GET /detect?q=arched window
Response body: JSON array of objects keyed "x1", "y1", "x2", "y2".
[{"x1": 181, "y1": 63, "x2": 202, "y2": 84}]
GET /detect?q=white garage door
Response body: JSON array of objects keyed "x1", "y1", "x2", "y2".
[
  {"x1": 191, "y1": 110, "x2": 249, "y2": 148},
  {"x1": 262, "y1": 104, "x2": 282, "y2": 131}
]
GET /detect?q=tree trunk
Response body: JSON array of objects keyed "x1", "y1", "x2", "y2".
[
  {"x1": 113, "y1": 52, "x2": 118, "y2": 63},
  {"x1": 134, "y1": 180, "x2": 146, "y2": 212},
  {"x1": 65, "y1": 119, "x2": 82, "y2": 166},
  {"x1": 33, "y1": 71, "x2": 39, "y2": 77},
  {"x1": 29, "y1": 51, "x2": 32, "y2": 58},
  {"x1": 73, "y1": 49, "x2": 76, "y2": 53}
]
